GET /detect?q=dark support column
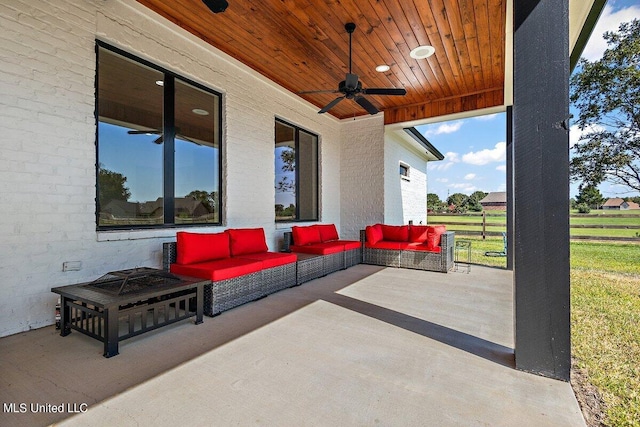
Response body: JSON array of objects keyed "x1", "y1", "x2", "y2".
[
  {"x1": 506, "y1": 106, "x2": 514, "y2": 271},
  {"x1": 513, "y1": 0, "x2": 571, "y2": 381}
]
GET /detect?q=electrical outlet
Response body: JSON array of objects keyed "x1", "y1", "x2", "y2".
[{"x1": 62, "y1": 261, "x2": 82, "y2": 272}]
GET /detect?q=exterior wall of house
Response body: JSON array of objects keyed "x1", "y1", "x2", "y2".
[
  {"x1": 0, "y1": 0, "x2": 344, "y2": 337},
  {"x1": 383, "y1": 132, "x2": 428, "y2": 225},
  {"x1": 339, "y1": 116, "x2": 385, "y2": 240}
]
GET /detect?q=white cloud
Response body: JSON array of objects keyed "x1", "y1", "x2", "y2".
[
  {"x1": 496, "y1": 165, "x2": 506, "y2": 172},
  {"x1": 429, "y1": 151, "x2": 460, "y2": 171},
  {"x1": 436, "y1": 178, "x2": 449, "y2": 183},
  {"x1": 462, "y1": 142, "x2": 506, "y2": 165},
  {"x1": 569, "y1": 123, "x2": 606, "y2": 148},
  {"x1": 464, "y1": 173, "x2": 476, "y2": 180},
  {"x1": 425, "y1": 121, "x2": 463, "y2": 136},
  {"x1": 449, "y1": 183, "x2": 477, "y2": 193},
  {"x1": 581, "y1": 4, "x2": 640, "y2": 62}
]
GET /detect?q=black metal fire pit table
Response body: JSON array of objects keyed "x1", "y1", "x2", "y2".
[{"x1": 51, "y1": 267, "x2": 209, "y2": 358}]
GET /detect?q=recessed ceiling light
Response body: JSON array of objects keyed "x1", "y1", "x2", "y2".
[
  {"x1": 375, "y1": 64, "x2": 390, "y2": 72},
  {"x1": 192, "y1": 108, "x2": 209, "y2": 116},
  {"x1": 155, "y1": 80, "x2": 164, "y2": 86},
  {"x1": 409, "y1": 45, "x2": 435, "y2": 59}
]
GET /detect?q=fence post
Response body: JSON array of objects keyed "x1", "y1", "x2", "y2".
[{"x1": 482, "y1": 211, "x2": 486, "y2": 239}]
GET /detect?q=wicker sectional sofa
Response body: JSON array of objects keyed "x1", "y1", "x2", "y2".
[
  {"x1": 283, "y1": 224, "x2": 362, "y2": 277},
  {"x1": 163, "y1": 228, "x2": 297, "y2": 316},
  {"x1": 361, "y1": 224, "x2": 455, "y2": 273}
]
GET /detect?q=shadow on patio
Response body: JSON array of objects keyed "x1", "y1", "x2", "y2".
[{"x1": 0, "y1": 265, "x2": 584, "y2": 426}]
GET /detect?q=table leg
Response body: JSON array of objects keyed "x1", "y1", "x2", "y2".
[
  {"x1": 103, "y1": 307, "x2": 119, "y2": 358},
  {"x1": 60, "y1": 296, "x2": 71, "y2": 337},
  {"x1": 195, "y1": 284, "x2": 204, "y2": 325}
]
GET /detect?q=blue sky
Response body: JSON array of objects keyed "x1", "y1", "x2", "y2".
[{"x1": 417, "y1": 0, "x2": 640, "y2": 202}]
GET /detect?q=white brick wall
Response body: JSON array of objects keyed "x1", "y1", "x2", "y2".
[
  {"x1": 339, "y1": 116, "x2": 385, "y2": 240},
  {"x1": 384, "y1": 132, "x2": 428, "y2": 225},
  {"x1": 0, "y1": 0, "x2": 342, "y2": 337}
]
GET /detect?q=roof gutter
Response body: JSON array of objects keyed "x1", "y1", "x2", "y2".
[{"x1": 403, "y1": 127, "x2": 445, "y2": 160}]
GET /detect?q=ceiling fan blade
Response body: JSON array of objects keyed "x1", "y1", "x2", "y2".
[
  {"x1": 153, "y1": 136, "x2": 163, "y2": 144},
  {"x1": 318, "y1": 96, "x2": 345, "y2": 114},
  {"x1": 362, "y1": 88, "x2": 407, "y2": 96},
  {"x1": 345, "y1": 73, "x2": 359, "y2": 90},
  {"x1": 298, "y1": 89, "x2": 339, "y2": 95},
  {"x1": 354, "y1": 95, "x2": 379, "y2": 115},
  {"x1": 127, "y1": 129, "x2": 161, "y2": 135}
]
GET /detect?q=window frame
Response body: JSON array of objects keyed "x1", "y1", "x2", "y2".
[
  {"x1": 274, "y1": 118, "x2": 319, "y2": 223},
  {"x1": 95, "y1": 41, "x2": 223, "y2": 230}
]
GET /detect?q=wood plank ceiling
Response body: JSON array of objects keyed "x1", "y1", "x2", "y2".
[{"x1": 136, "y1": 0, "x2": 506, "y2": 125}]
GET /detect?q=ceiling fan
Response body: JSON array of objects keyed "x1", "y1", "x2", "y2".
[
  {"x1": 299, "y1": 22, "x2": 406, "y2": 115},
  {"x1": 127, "y1": 128, "x2": 197, "y2": 144}
]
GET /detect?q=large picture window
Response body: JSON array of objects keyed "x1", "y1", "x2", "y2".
[
  {"x1": 96, "y1": 43, "x2": 222, "y2": 229},
  {"x1": 274, "y1": 119, "x2": 318, "y2": 222}
]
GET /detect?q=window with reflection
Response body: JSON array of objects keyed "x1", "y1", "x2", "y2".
[
  {"x1": 96, "y1": 43, "x2": 222, "y2": 229},
  {"x1": 274, "y1": 119, "x2": 318, "y2": 222}
]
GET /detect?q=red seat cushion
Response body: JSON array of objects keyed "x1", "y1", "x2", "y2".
[
  {"x1": 170, "y1": 258, "x2": 263, "y2": 282},
  {"x1": 227, "y1": 228, "x2": 268, "y2": 256},
  {"x1": 338, "y1": 240, "x2": 361, "y2": 251},
  {"x1": 381, "y1": 225, "x2": 409, "y2": 242},
  {"x1": 406, "y1": 243, "x2": 441, "y2": 253},
  {"x1": 408, "y1": 225, "x2": 429, "y2": 243},
  {"x1": 292, "y1": 226, "x2": 322, "y2": 246},
  {"x1": 316, "y1": 224, "x2": 339, "y2": 242},
  {"x1": 366, "y1": 241, "x2": 403, "y2": 250},
  {"x1": 365, "y1": 224, "x2": 383, "y2": 245},
  {"x1": 239, "y1": 252, "x2": 297, "y2": 269},
  {"x1": 290, "y1": 242, "x2": 344, "y2": 255},
  {"x1": 176, "y1": 231, "x2": 230, "y2": 265},
  {"x1": 426, "y1": 225, "x2": 447, "y2": 251}
]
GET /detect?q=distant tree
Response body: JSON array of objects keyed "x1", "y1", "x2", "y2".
[
  {"x1": 468, "y1": 191, "x2": 488, "y2": 212},
  {"x1": 577, "y1": 203, "x2": 591, "y2": 214},
  {"x1": 275, "y1": 204, "x2": 284, "y2": 216},
  {"x1": 570, "y1": 198, "x2": 577, "y2": 210},
  {"x1": 575, "y1": 184, "x2": 605, "y2": 209},
  {"x1": 570, "y1": 19, "x2": 640, "y2": 192},
  {"x1": 276, "y1": 148, "x2": 296, "y2": 195},
  {"x1": 186, "y1": 190, "x2": 218, "y2": 212},
  {"x1": 628, "y1": 196, "x2": 640, "y2": 204},
  {"x1": 427, "y1": 193, "x2": 443, "y2": 212},
  {"x1": 447, "y1": 193, "x2": 469, "y2": 213},
  {"x1": 98, "y1": 165, "x2": 130, "y2": 207}
]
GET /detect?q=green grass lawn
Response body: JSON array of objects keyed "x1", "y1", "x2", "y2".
[{"x1": 468, "y1": 237, "x2": 640, "y2": 425}]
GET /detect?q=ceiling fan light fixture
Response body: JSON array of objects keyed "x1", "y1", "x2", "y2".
[
  {"x1": 155, "y1": 80, "x2": 164, "y2": 86},
  {"x1": 192, "y1": 108, "x2": 210, "y2": 116},
  {"x1": 202, "y1": 0, "x2": 228, "y2": 14},
  {"x1": 375, "y1": 64, "x2": 390, "y2": 72},
  {"x1": 410, "y1": 45, "x2": 435, "y2": 59}
]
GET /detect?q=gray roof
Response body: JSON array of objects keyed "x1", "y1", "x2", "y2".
[{"x1": 480, "y1": 192, "x2": 506, "y2": 204}]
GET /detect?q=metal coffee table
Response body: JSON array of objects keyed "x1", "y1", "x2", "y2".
[{"x1": 51, "y1": 268, "x2": 209, "y2": 357}]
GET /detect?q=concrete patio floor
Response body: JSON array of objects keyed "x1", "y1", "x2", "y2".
[{"x1": 0, "y1": 264, "x2": 585, "y2": 426}]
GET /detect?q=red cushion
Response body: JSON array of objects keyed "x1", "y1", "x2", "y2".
[
  {"x1": 170, "y1": 258, "x2": 263, "y2": 282},
  {"x1": 365, "y1": 241, "x2": 402, "y2": 250},
  {"x1": 338, "y1": 240, "x2": 361, "y2": 251},
  {"x1": 227, "y1": 228, "x2": 268, "y2": 256},
  {"x1": 176, "y1": 231, "x2": 230, "y2": 265},
  {"x1": 365, "y1": 224, "x2": 383, "y2": 245},
  {"x1": 426, "y1": 225, "x2": 447, "y2": 251},
  {"x1": 292, "y1": 226, "x2": 322, "y2": 246},
  {"x1": 408, "y1": 225, "x2": 429, "y2": 243},
  {"x1": 290, "y1": 242, "x2": 344, "y2": 255},
  {"x1": 316, "y1": 224, "x2": 339, "y2": 242},
  {"x1": 239, "y1": 252, "x2": 297, "y2": 269},
  {"x1": 381, "y1": 225, "x2": 409, "y2": 242},
  {"x1": 406, "y1": 243, "x2": 441, "y2": 253}
]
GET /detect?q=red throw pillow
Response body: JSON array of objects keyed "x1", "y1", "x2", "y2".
[
  {"x1": 292, "y1": 226, "x2": 322, "y2": 246},
  {"x1": 381, "y1": 225, "x2": 409, "y2": 242},
  {"x1": 408, "y1": 225, "x2": 429, "y2": 243},
  {"x1": 227, "y1": 228, "x2": 268, "y2": 256},
  {"x1": 316, "y1": 224, "x2": 339, "y2": 242},
  {"x1": 365, "y1": 224, "x2": 383, "y2": 245},
  {"x1": 426, "y1": 225, "x2": 447, "y2": 251},
  {"x1": 176, "y1": 231, "x2": 230, "y2": 264}
]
